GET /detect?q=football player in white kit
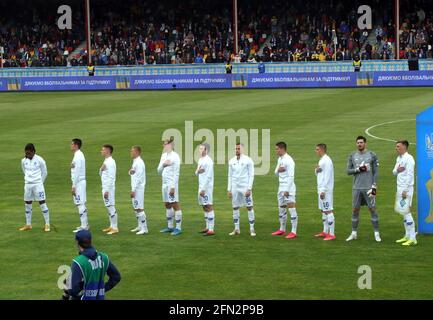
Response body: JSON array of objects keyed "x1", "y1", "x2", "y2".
[
  {"x1": 393, "y1": 140, "x2": 417, "y2": 246},
  {"x1": 314, "y1": 143, "x2": 335, "y2": 240},
  {"x1": 271, "y1": 142, "x2": 298, "y2": 239},
  {"x1": 129, "y1": 145, "x2": 148, "y2": 235},
  {"x1": 20, "y1": 143, "x2": 50, "y2": 232},
  {"x1": 70, "y1": 139, "x2": 89, "y2": 233},
  {"x1": 99, "y1": 144, "x2": 118, "y2": 235},
  {"x1": 227, "y1": 143, "x2": 256, "y2": 237},
  {"x1": 158, "y1": 138, "x2": 183, "y2": 236},
  {"x1": 195, "y1": 143, "x2": 215, "y2": 236}
]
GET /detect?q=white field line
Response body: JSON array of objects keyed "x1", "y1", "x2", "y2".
[{"x1": 365, "y1": 119, "x2": 416, "y2": 145}]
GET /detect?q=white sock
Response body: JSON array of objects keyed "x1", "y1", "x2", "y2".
[
  {"x1": 108, "y1": 206, "x2": 118, "y2": 229},
  {"x1": 233, "y1": 209, "x2": 240, "y2": 230},
  {"x1": 138, "y1": 211, "x2": 148, "y2": 232},
  {"x1": 322, "y1": 212, "x2": 328, "y2": 233},
  {"x1": 25, "y1": 203, "x2": 32, "y2": 225},
  {"x1": 40, "y1": 203, "x2": 50, "y2": 225},
  {"x1": 403, "y1": 217, "x2": 409, "y2": 238},
  {"x1": 248, "y1": 209, "x2": 255, "y2": 231},
  {"x1": 78, "y1": 204, "x2": 88, "y2": 228},
  {"x1": 279, "y1": 207, "x2": 287, "y2": 231},
  {"x1": 289, "y1": 207, "x2": 298, "y2": 234},
  {"x1": 175, "y1": 210, "x2": 182, "y2": 230},
  {"x1": 327, "y1": 213, "x2": 335, "y2": 236},
  {"x1": 404, "y1": 213, "x2": 416, "y2": 241},
  {"x1": 166, "y1": 208, "x2": 174, "y2": 229},
  {"x1": 135, "y1": 212, "x2": 141, "y2": 228},
  {"x1": 208, "y1": 210, "x2": 215, "y2": 231},
  {"x1": 204, "y1": 211, "x2": 209, "y2": 229}
]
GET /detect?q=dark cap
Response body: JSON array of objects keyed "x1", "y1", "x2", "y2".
[{"x1": 75, "y1": 230, "x2": 92, "y2": 244}]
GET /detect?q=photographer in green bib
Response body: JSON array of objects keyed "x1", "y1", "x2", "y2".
[{"x1": 64, "y1": 230, "x2": 121, "y2": 300}]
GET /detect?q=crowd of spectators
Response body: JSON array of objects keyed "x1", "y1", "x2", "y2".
[
  {"x1": 0, "y1": 0, "x2": 84, "y2": 67},
  {"x1": 0, "y1": 0, "x2": 432, "y2": 67},
  {"x1": 85, "y1": 0, "x2": 277, "y2": 65},
  {"x1": 397, "y1": 4, "x2": 433, "y2": 59}
]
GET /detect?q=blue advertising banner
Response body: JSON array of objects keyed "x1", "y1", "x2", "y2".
[
  {"x1": 0, "y1": 71, "x2": 433, "y2": 91},
  {"x1": 23, "y1": 76, "x2": 118, "y2": 91},
  {"x1": 416, "y1": 106, "x2": 433, "y2": 234},
  {"x1": 0, "y1": 78, "x2": 7, "y2": 91},
  {"x1": 373, "y1": 71, "x2": 433, "y2": 87},
  {"x1": 0, "y1": 76, "x2": 118, "y2": 91},
  {"x1": 130, "y1": 74, "x2": 232, "y2": 90},
  {"x1": 246, "y1": 73, "x2": 357, "y2": 88}
]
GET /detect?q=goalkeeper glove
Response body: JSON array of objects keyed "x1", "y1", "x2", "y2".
[
  {"x1": 355, "y1": 161, "x2": 367, "y2": 173},
  {"x1": 367, "y1": 185, "x2": 377, "y2": 198},
  {"x1": 359, "y1": 161, "x2": 368, "y2": 172}
]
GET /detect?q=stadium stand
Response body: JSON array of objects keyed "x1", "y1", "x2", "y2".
[{"x1": 0, "y1": 0, "x2": 432, "y2": 67}]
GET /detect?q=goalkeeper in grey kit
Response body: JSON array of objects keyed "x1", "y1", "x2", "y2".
[{"x1": 346, "y1": 136, "x2": 382, "y2": 242}]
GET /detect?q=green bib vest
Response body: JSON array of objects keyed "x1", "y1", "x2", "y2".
[{"x1": 73, "y1": 252, "x2": 109, "y2": 300}]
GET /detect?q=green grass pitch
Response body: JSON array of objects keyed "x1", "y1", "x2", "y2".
[{"x1": 1, "y1": 88, "x2": 433, "y2": 300}]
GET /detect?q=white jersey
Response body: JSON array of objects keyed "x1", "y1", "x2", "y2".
[
  {"x1": 392, "y1": 152, "x2": 415, "y2": 192},
  {"x1": 316, "y1": 154, "x2": 334, "y2": 193},
  {"x1": 99, "y1": 156, "x2": 116, "y2": 192},
  {"x1": 22, "y1": 154, "x2": 47, "y2": 185},
  {"x1": 196, "y1": 155, "x2": 214, "y2": 191},
  {"x1": 71, "y1": 150, "x2": 86, "y2": 187},
  {"x1": 130, "y1": 156, "x2": 146, "y2": 192},
  {"x1": 274, "y1": 153, "x2": 296, "y2": 194},
  {"x1": 227, "y1": 154, "x2": 254, "y2": 192},
  {"x1": 157, "y1": 151, "x2": 181, "y2": 188}
]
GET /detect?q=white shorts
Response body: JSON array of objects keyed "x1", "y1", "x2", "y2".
[
  {"x1": 232, "y1": 190, "x2": 253, "y2": 208},
  {"x1": 318, "y1": 192, "x2": 333, "y2": 211},
  {"x1": 278, "y1": 191, "x2": 296, "y2": 206},
  {"x1": 394, "y1": 188, "x2": 413, "y2": 215},
  {"x1": 73, "y1": 180, "x2": 87, "y2": 205},
  {"x1": 162, "y1": 185, "x2": 179, "y2": 203},
  {"x1": 24, "y1": 183, "x2": 46, "y2": 202},
  {"x1": 198, "y1": 189, "x2": 213, "y2": 206},
  {"x1": 102, "y1": 188, "x2": 115, "y2": 207},
  {"x1": 132, "y1": 188, "x2": 145, "y2": 210}
]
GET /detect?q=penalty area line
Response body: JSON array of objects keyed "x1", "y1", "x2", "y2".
[{"x1": 364, "y1": 119, "x2": 416, "y2": 145}]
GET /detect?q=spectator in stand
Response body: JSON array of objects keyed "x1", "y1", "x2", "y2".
[{"x1": 194, "y1": 53, "x2": 204, "y2": 63}]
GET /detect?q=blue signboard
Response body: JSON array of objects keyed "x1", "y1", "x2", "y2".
[
  {"x1": 373, "y1": 71, "x2": 433, "y2": 87},
  {"x1": 0, "y1": 78, "x2": 7, "y2": 91},
  {"x1": 130, "y1": 74, "x2": 232, "y2": 90},
  {"x1": 246, "y1": 73, "x2": 357, "y2": 88},
  {"x1": 416, "y1": 106, "x2": 433, "y2": 234},
  {"x1": 1, "y1": 71, "x2": 433, "y2": 91}
]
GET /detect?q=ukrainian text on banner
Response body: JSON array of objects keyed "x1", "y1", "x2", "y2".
[
  {"x1": 1, "y1": 71, "x2": 433, "y2": 91},
  {"x1": 416, "y1": 106, "x2": 433, "y2": 234},
  {"x1": 246, "y1": 73, "x2": 357, "y2": 88},
  {"x1": 21, "y1": 77, "x2": 118, "y2": 91},
  {"x1": 374, "y1": 71, "x2": 433, "y2": 86},
  {"x1": 130, "y1": 74, "x2": 232, "y2": 89},
  {"x1": 4, "y1": 76, "x2": 118, "y2": 91}
]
